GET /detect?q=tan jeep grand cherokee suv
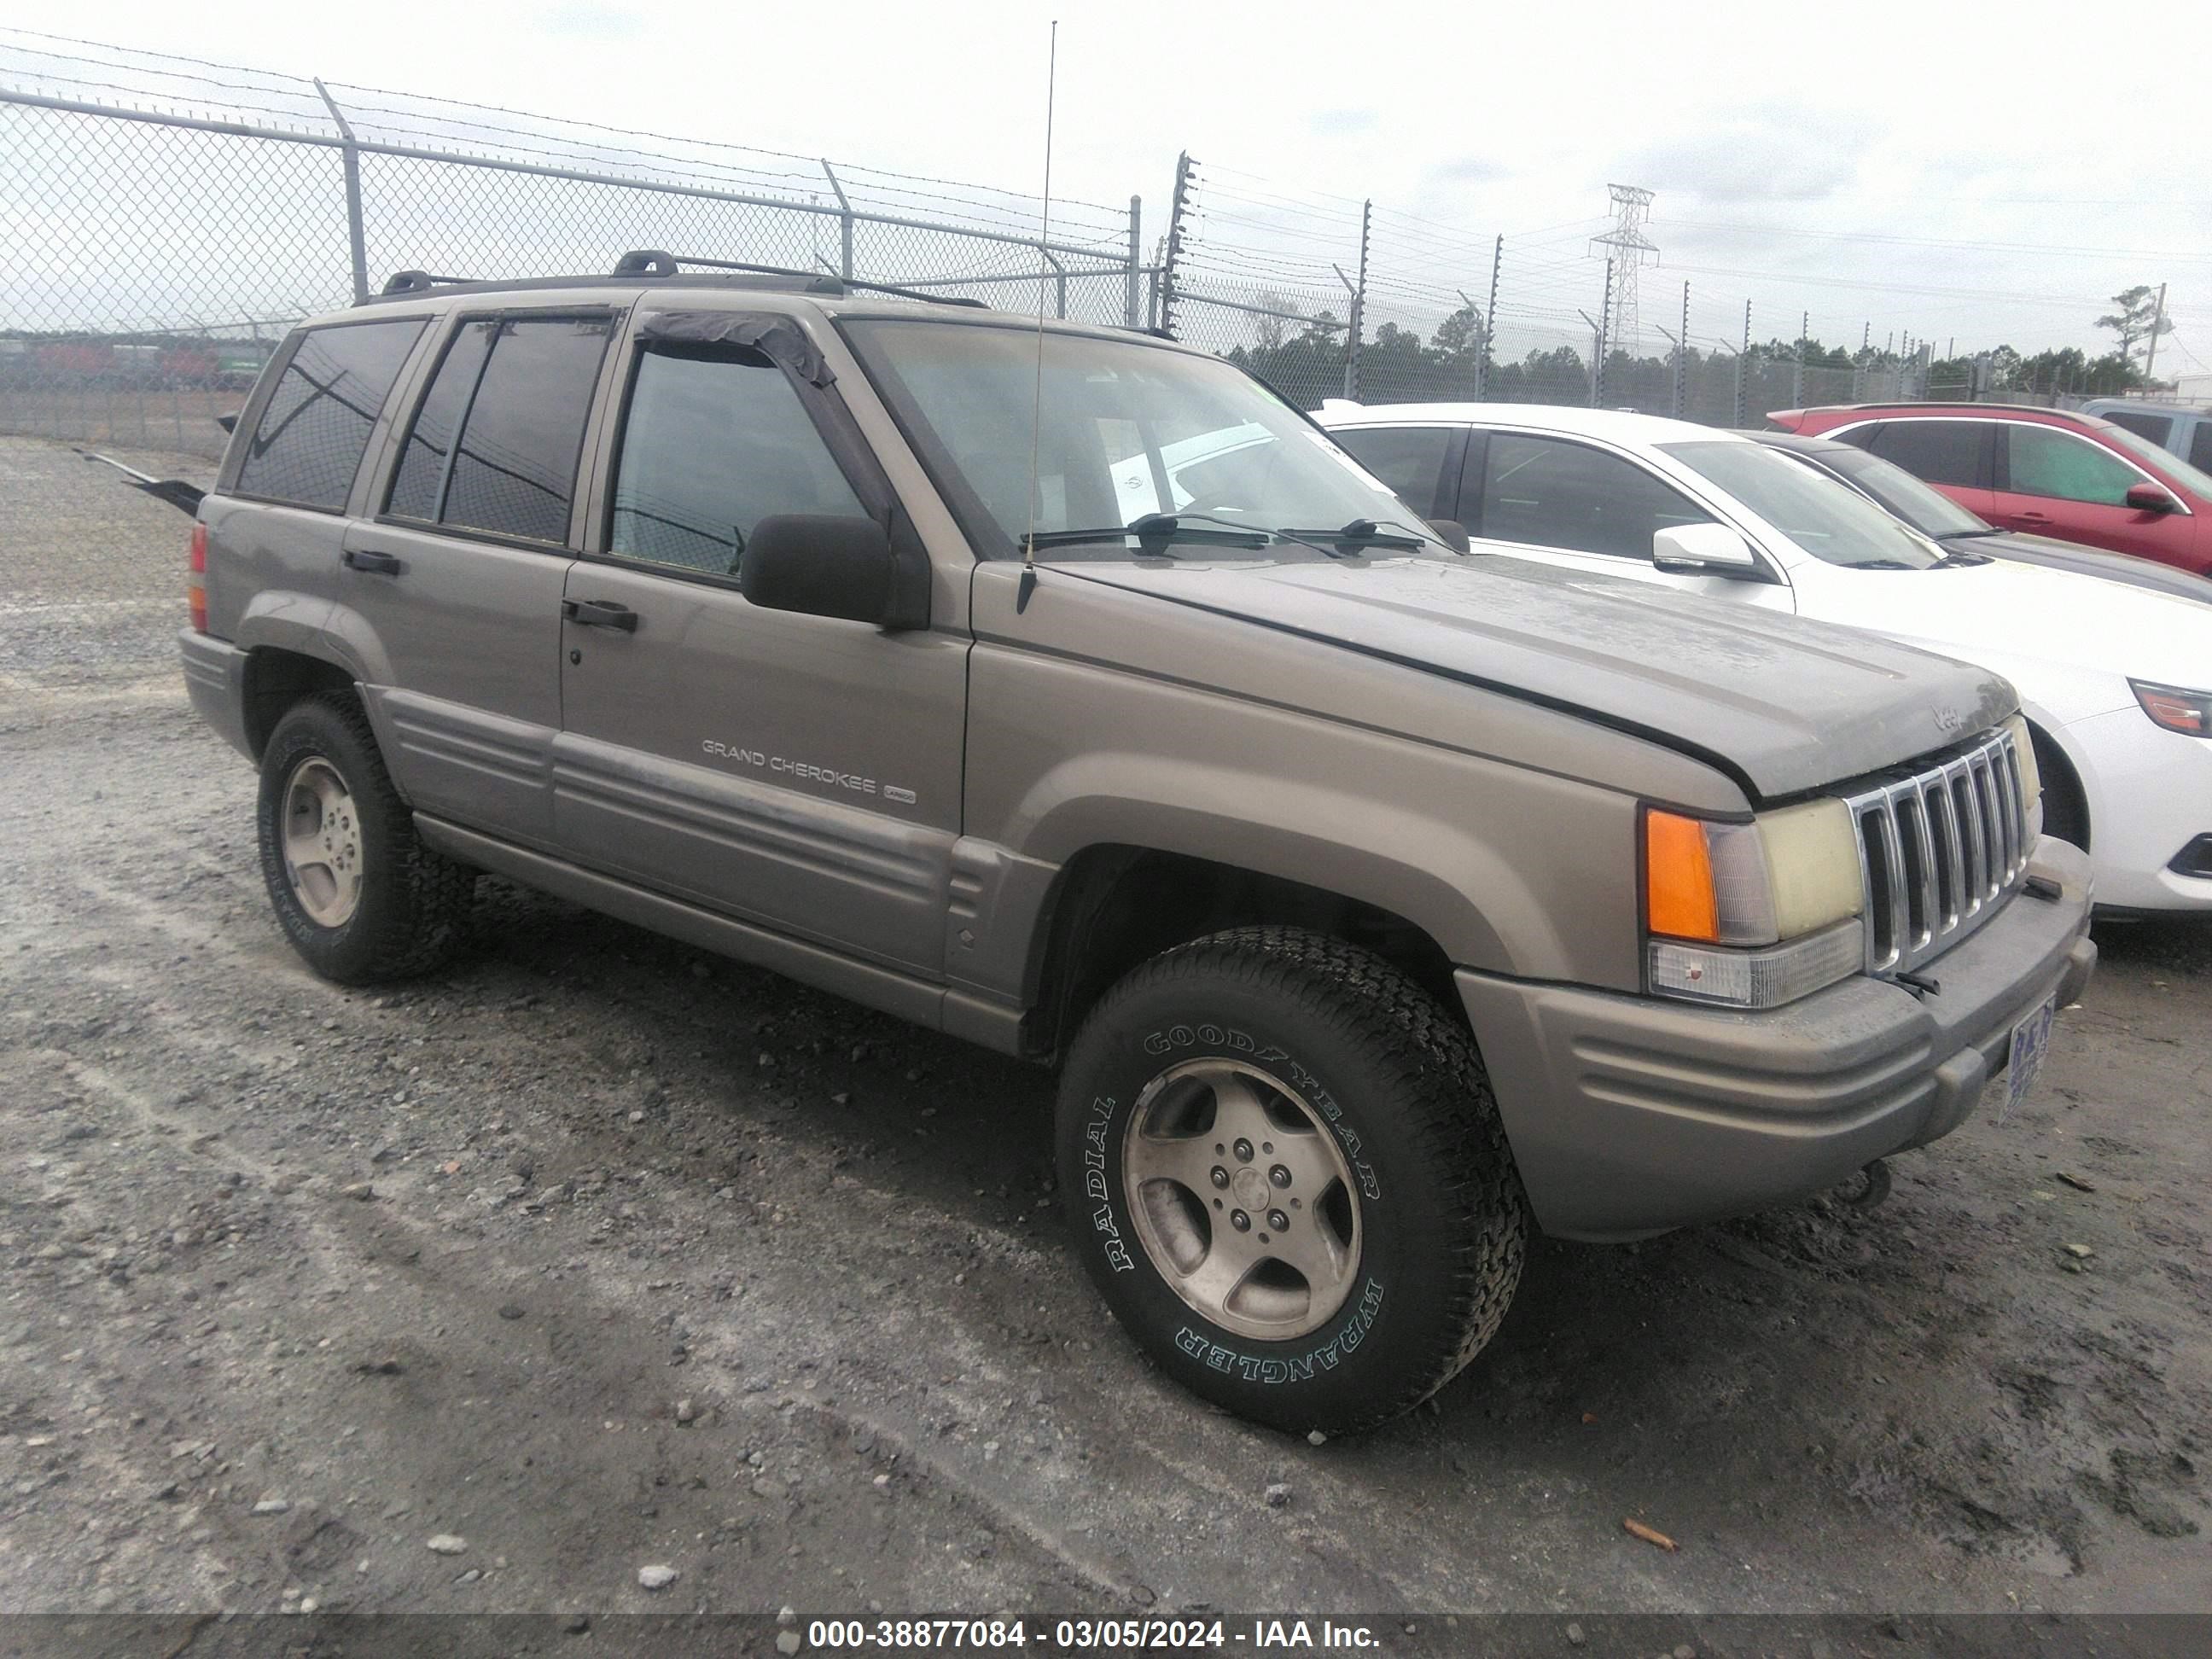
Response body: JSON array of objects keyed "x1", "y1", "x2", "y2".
[{"x1": 170, "y1": 253, "x2": 2095, "y2": 1432}]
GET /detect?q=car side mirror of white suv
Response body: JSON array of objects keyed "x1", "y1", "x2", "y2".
[{"x1": 1653, "y1": 522, "x2": 1762, "y2": 579}]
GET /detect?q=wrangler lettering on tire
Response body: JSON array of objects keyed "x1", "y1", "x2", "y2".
[{"x1": 1057, "y1": 926, "x2": 1526, "y2": 1435}]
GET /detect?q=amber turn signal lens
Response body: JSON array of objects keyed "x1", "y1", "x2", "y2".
[{"x1": 1644, "y1": 809, "x2": 1720, "y2": 942}]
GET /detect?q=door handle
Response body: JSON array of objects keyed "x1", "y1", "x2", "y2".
[
  {"x1": 562, "y1": 598, "x2": 638, "y2": 632},
  {"x1": 341, "y1": 548, "x2": 403, "y2": 575}
]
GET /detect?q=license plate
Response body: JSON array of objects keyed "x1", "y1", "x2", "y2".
[{"x1": 2001, "y1": 992, "x2": 2058, "y2": 1120}]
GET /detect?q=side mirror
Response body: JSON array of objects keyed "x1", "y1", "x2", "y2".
[
  {"x1": 739, "y1": 514, "x2": 928, "y2": 630},
  {"x1": 1653, "y1": 522, "x2": 1761, "y2": 578},
  {"x1": 2126, "y1": 481, "x2": 2180, "y2": 515},
  {"x1": 1426, "y1": 517, "x2": 1471, "y2": 553}
]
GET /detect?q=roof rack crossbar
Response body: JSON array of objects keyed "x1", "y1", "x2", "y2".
[{"x1": 612, "y1": 249, "x2": 988, "y2": 307}]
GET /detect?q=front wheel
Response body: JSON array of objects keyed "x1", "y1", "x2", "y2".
[{"x1": 1056, "y1": 927, "x2": 1526, "y2": 1434}]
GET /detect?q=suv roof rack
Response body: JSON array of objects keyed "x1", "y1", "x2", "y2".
[
  {"x1": 367, "y1": 252, "x2": 988, "y2": 309},
  {"x1": 610, "y1": 250, "x2": 988, "y2": 307}
]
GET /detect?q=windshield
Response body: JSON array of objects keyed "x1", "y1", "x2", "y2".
[
  {"x1": 844, "y1": 320, "x2": 1439, "y2": 558},
  {"x1": 1821, "y1": 448, "x2": 1990, "y2": 536},
  {"x1": 1661, "y1": 439, "x2": 1946, "y2": 569},
  {"x1": 2098, "y1": 422, "x2": 2212, "y2": 498}
]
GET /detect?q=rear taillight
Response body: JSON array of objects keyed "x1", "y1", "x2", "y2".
[{"x1": 188, "y1": 521, "x2": 208, "y2": 634}]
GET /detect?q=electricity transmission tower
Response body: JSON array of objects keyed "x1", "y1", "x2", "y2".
[{"x1": 1590, "y1": 183, "x2": 1657, "y2": 361}]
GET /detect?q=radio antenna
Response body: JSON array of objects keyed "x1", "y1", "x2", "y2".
[{"x1": 1017, "y1": 19, "x2": 1058, "y2": 613}]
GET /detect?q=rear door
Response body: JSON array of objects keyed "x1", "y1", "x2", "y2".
[
  {"x1": 550, "y1": 318, "x2": 966, "y2": 976},
  {"x1": 341, "y1": 309, "x2": 619, "y2": 843},
  {"x1": 1842, "y1": 417, "x2": 2000, "y2": 519},
  {"x1": 1990, "y1": 422, "x2": 2197, "y2": 564},
  {"x1": 1327, "y1": 423, "x2": 1467, "y2": 522}
]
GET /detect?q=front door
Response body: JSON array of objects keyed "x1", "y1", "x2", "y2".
[
  {"x1": 553, "y1": 329, "x2": 967, "y2": 976},
  {"x1": 345, "y1": 309, "x2": 617, "y2": 842},
  {"x1": 1458, "y1": 428, "x2": 1795, "y2": 611},
  {"x1": 1992, "y1": 422, "x2": 2197, "y2": 564}
]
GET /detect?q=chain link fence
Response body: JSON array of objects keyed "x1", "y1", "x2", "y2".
[
  {"x1": 3, "y1": 26, "x2": 2027, "y2": 474},
  {"x1": 0, "y1": 28, "x2": 1139, "y2": 460},
  {"x1": 1157, "y1": 164, "x2": 1941, "y2": 423}
]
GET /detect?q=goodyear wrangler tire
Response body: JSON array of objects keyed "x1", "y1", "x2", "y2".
[
  {"x1": 1057, "y1": 926, "x2": 1526, "y2": 1434},
  {"x1": 257, "y1": 692, "x2": 472, "y2": 985}
]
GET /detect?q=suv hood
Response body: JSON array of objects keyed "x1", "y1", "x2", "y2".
[{"x1": 1064, "y1": 554, "x2": 2013, "y2": 801}]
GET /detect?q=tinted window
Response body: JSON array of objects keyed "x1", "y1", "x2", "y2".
[
  {"x1": 2192, "y1": 423, "x2": 2212, "y2": 474},
  {"x1": 2006, "y1": 426, "x2": 2139, "y2": 506},
  {"x1": 2098, "y1": 408, "x2": 2173, "y2": 446},
  {"x1": 1477, "y1": 433, "x2": 1709, "y2": 560},
  {"x1": 387, "y1": 315, "x2": 612, "y2": 542},
  {"x1": 234, "y1": 319, "x2": 423, "y2": 509},
  {"x1": 1332, "y1": 426, "x2": 1456, "y2": 517},
  {"x1": 1863, "y1": 420, "x2": 1986, "y2": 487},
  {"x1": 387, "y1": 320, "x2": 493, "y2": 522},
  {"x1": 608, "y1": 345, "x2": 865, "y2": 575}
]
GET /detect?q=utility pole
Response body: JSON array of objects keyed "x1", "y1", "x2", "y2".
[
  {"x1": 1159, "y1": 152, "x2": 1196, "y2": 341},
  {"x1": 1676, "y1": 279, "x2": 1690, "y2": 416},
  {"x1": 1341, "y1": 199, "x2": 1371, "y2": 401},
  {"x1": 2145, "y1": 282, "x2": 2168, "y2": 381},
  {"x1": 1588, "y1": 257, "x2": 1614, "y2": 405},
  {"x1": 1590, "y1": 184, "x2": 1656, "y2": 362}
]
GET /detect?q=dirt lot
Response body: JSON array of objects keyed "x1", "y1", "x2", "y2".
[{"x1": 1, "y1": 434, "x2": 2207, "y2": 1627}]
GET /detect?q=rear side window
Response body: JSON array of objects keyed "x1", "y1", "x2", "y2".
[
  {"x1": 1332, "y1": 426, "x2": 1458, "y2": 517},
  {"x1": 387, "y1": 315, "x2": 614, "y2": 543},
  {"x1": 233, "y1": 319, "x2": 424, "y2": 509},
  {"x1": 2191, "y1": 423, "x2": 2212, "y2": 474},
  {"x1": 2098, "y1": 408, "x2": 2173, "y2": 447},
  {"x1": 1475, "y1": 432, "x2": 1709, "y2": 560},
  {"x1": 608, "y1": 343, "x2": 865, "y2": 575},
  {"x1": 1861, "y1": 420, "x2": 1987, "y2": 488}
]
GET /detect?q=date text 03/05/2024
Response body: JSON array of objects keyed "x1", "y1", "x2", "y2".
[{"x1": 804, "y1": 1618, "x2": 1384, "y2": 1650}]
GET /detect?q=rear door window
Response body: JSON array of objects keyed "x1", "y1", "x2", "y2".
[
  {"x1": 387, "y1": 314, "x2": 614, "y2": 543},
  {"x1": 1861, "y1": 420, "x2": 1989, "y2": 488},
  {"x1": 607, "y1": 343, "x2": 866, "y2": 576},
  {"x1": 1474, "y1": 432, "x2": 1710, "y2": 560},
  {"x1": 1330, "y1": 426, "x2": 1460, "y2": 518},
  {"x1": 2098, "y1": 408, "x2": 2173, "y2": 447},
  {"x1": 233, "y1": 318, "x2": 425, "y2": 509},
  {"x1": 2190, "y1": 422, "x2": 2212, "y2": 474},
  {"x1": 2004, "y1": 426, "x2": 2141, "y2": 506}
]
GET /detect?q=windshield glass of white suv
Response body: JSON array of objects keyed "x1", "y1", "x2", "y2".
[
  {"x1": 846, "y1": 320, "x2": 1438, "y2": 559},
  {"x1": 1662, "y1": 439, "x2": 1944, "y2": 569}
]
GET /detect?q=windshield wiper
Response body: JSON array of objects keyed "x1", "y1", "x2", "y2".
[
  {"x1": 1272, "y1": 517, "x2": 1429, "y2": 551},
  {"x1": 1021, "y1": 511, "x2": 1272, "y2": 556},
  {"x1": 1932, "y1": 528, "x2": 1994, "y2": 541}
]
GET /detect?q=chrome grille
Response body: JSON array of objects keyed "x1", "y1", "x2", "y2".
[{"x1": 1843, "y1": 727, "x2": 2034, "y2": 976}]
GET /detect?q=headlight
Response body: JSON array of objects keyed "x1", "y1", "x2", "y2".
[
  {"x1": 2131, "y1": 678, "x2": 2212, "y2": 737},
  {"x1": 2003, "y1": 714, "x2": 2043, "y2": 835},
  {"x1": 1643, "y1": 800, "x2": 1864, "y2": 1009}
]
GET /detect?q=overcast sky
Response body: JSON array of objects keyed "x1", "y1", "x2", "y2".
[{"x1": 24, "y1": 0, "x2": 2212, "y2": 370}]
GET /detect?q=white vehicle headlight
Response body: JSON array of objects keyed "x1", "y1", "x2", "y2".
[
  {"x1": 1643, "y1": 800, "x2": 1865, "y2": 1009},
  {"x1": 2130, "y1": 678, "x2": 2212, "y2": 738}
]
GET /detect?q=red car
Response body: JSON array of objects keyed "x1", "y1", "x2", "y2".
[{"x1": 1767, "y1": 402, "x2": 2212, "y2": 577}]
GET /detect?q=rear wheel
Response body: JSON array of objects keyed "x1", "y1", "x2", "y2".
[
  {"x1": 1057, "y1": 927, "x2": 1526, "y2": 1434},
  {"x1": 256, "y1": 693, "x2": 471, "y2": 983}
]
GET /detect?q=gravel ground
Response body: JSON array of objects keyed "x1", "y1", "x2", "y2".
[{"x1": 1, "y1": 434, "x2": 2207, "y2": 1623}]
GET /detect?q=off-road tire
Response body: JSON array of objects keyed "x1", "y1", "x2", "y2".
[
  {"x1": 256, "y1": 692, "x2": 471, "y2": 984},
  {"x1": 1057, "y1": 926, "x2": 1526, "y2": 1434}
]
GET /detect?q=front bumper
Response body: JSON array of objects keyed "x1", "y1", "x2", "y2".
[{"x1": 1457, "y1": 836, "x2": 2096, "y2": 1241}]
